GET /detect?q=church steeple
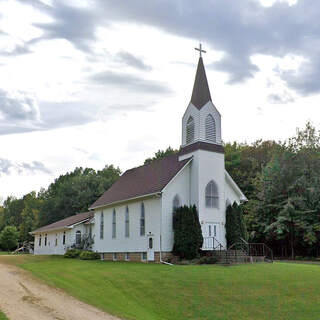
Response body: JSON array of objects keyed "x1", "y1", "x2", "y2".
[
  {"x1": 181, "y1": 44, "x2": 222, "y2": 149},
  {"x1": 190, "y1": 57, "x2": 212, "y2": 109}
]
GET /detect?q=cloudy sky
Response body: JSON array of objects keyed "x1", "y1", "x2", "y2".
[{"x1": 1, "y1": 0, "x2": 320, "y2": 201}]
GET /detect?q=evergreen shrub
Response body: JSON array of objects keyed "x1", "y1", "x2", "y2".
[
  {"x1": 173, "y1": 205, "x2": 203, "y2": 260},
  {"x1": 225, "y1": 202, "x2": 247, "y2": 247},
  {"x1": 79, "y1": 251, "x2": 100, "y2": 260},
  {"x1": 64, "y1": 248, "x2": 81, "y2": 258},
  {"x1": 198, "y1": 255, "x2": 218, "y2": 264}
]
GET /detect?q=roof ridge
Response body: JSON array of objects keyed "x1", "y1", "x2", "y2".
[
  {"x1": 89, "y1": 153, "x2": 191, "y2": 209},
  {"x1": 125, "y1": 152, "x2": 179, "y2": 173},
  {"x1": 32, "y1": 211, "x2": 92, "y2": 233}
]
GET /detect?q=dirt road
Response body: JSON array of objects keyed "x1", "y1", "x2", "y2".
[{"x1": 0, "y1": 261, "x2": 120, "y2": 320}]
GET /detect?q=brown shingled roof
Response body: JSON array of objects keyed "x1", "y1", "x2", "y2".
[
  {"x1": 32, "y1": 211, "x2": 93, "y2": 233},
  {"x1": 90, "y1": 154, "x2": 192, "y2": 209}
]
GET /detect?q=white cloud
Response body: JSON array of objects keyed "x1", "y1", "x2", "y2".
[
  {"x1": 0, "y1": 158, "x2": 51, "y2": 176},
  {"x1": 0, "y1": 89, "x2": 40, "y2": 121},
  {"x1": 0, "y1": 0, "x2": 320, "y2": 200}
]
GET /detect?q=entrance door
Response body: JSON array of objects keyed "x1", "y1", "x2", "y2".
[
  {"x1": 147, "y1": 236, "x2": 155, "y2": 261},
  {"x1": 207, "y1": 223, "x2": 217, "y2": 237},
  {"x1": 54, "y1": 234, "x2": 58, "y2": 254},
  {"x1": 206, "y1": 223, "x2": 219, "y2": 249}
]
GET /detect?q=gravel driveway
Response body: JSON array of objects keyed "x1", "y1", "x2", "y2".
[{"x1": 0, "y1": 260, "x2": 119, "y2": 320}]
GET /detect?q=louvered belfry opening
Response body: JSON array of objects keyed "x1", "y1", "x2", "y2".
[
  {"x1": 186, "y1": 116, "x2": 195, "y2": 144},
  {"x1": 205, "y1": 114, "x2": 216, "y2": 142}
]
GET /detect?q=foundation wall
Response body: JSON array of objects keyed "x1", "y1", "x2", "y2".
[{"x1": 100, "y1": 251, "x2": 172, "y2": 263}]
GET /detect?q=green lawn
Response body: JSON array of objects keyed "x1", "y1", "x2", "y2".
[
  {"x1": 1, "y1": 255, "x2": 320, "y2": 320},
  {"x1": 0, "y1": 311, "x2": 8, "y2": 320}
]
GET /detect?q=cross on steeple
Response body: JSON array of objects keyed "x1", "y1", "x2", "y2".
[
  {"x1": 195, "y1": 43, "x2": 206, "y2": 57},
  {"x1": 191, "y1": 43, "x2": 211, "y2": 109}
]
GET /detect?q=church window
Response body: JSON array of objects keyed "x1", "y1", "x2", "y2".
[
  {"x1": 55, "y1": 234, "x2": 58, "y2": 246},
  {"x1": 186, "y1": 116, "x2": 195, "y2": 144},
  {"x1": 76, "y1": 231, "x2": 81, "y2": 245},
  {"x1": 140, "y1": 203, "x2": 145, "y2": 236},
  {"x1": 172, "y1": 195, "x2": 181, "y2": 230},
  {"x1": 63, "y1": 231, "x2": 66, "y2": 245},
  {"x1": 112, "y1": 209, "x2": 116, "y2": 238},
  {"x1": 149, "y1": 237, "x2": 153, "y2": 249},
  {"x1": 172, "y1": 194, "x2": 181, "y2": 211},
  {"x1": 205, "y1": 180, "x2": 219, "y2": 208},
  {"x1": 45, "y1": 234, "x2": 47, "y2": 246},
  {"x1": 39, "y1": 235, "x2": 41, "y2": 246},
  {"x1": 125, "y1": 206, "x2": 130, "y2": 237},
  {"x1": 205, "y1": 114, "x2": 216, "y2": 142},
  {"x1": 100, "y1": 212, "x2": 104, "y2": 240}
]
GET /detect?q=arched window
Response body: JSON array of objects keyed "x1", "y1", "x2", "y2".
[
  {"x1": 140, "y1": 203, "x2": 145, "y2": 236},
  {"x1": 172, "y1": 195, "x2": 181, "y2": 230},
  {"x1": 205, "y1": 114, "x2": 216, "y2": 142},
  {"x1": 125, "y1": 206, "x2": 130, "y2": 238},
  {"x1": 76, "y1": 231, "x2": 81, "y2": 245},
  {"x1": 172, "y1": 194, "x2": 181, "y2": 211},
  {"x1": 205, "y1": 180, "x2": 219, "y2": 208},
  {"x1": 100, "y1": 212, "x2": 104, "y2": 240},
  {"x1": 186, "y1": 116, "x2": 195, "y2": 144},
  {"x1": 112, "y1": 209, "x2": 116, "y2": 238}
]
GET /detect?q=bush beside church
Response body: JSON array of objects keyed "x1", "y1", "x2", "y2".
[{"x1": 173, "y1": 205, "x2": 203, "y2": 260}]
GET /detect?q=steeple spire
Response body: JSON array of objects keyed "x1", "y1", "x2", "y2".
[{"x1": 190, "y1": 48, "x2": 212, "y2": 110}]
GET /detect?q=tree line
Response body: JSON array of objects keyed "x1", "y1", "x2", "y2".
[
  {"x1": 225, "y1": 122, "x2": 320, "y2": 258},
  {"x1": 0, "y1": 165, "x2": 121, "y2": 248},
  {"x1": 1, "y1": 122, "x2": 320, "y2": 258}
]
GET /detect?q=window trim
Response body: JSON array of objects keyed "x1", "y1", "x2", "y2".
[
  {"x1": 112, "y1": 209, "x2": 116, "y2": 239},
  {"x1": 141, "y1": 252, "x2": 147, "y2": 261},
  {"x1": 172, "y1": 194, "x2": 181, "y2": 211},
  {"x1": 205, "y1": 180, "x2": 219, "y2": 209},
  {"x1": 100, "y1": 211, "x2": 104, "y2": 240},
  {"x1": 75, "y1": 230, "x2": 81, "y2": 245},
  {"x1": 140, "y1": 203, "x2": 145, "y2": 236},
  {"x1": 148, "y1": 237, "x2": 153, "y2": 249},
  {"x1": 125, "y1": 206, "x2": 130, "y2": 238}
]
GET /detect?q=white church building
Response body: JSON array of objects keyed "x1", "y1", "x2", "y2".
[{"x1": 32, "y1": 50, "x2": 246, "y2": 262}]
